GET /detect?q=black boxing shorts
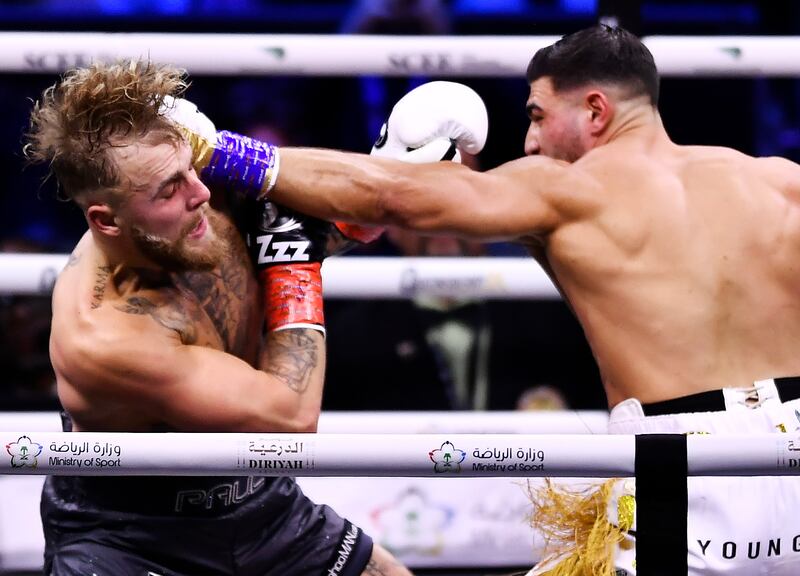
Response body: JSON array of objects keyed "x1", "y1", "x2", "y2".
[{"x1": 41, "y1": 475, "x2": 373, "y2": 576}]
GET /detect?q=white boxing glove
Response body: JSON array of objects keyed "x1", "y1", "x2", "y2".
[
  {"x1": 160, "y1": 95, "x2": 218, "y2": 169},
  {"x1": 370, "y1": 81, "x2": 488, "y2": 164},
  {"x1": 161, "y1": 95, "x2": 216, "y2": 141}
]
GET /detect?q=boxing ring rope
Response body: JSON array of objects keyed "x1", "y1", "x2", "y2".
[
  {"x1": 0, "y1": 253, "x2": 561, "y2": 299},
  {"x1": 2, "y1": 32, "x2": 800, "y2": 77},
  {"x1": 3, "y1": 430, "x2": 800, "y2": 477},
  {"x1": 1, "y1": 411, "x2": 613, "y2": 571}
]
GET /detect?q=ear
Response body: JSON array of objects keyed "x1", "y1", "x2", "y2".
[
  {"x1": 585, "y1": 90, "x2": 613, "y2": 136},
  {"x1": 86, "y1": 204, "x2": 121, "y2": 237}
]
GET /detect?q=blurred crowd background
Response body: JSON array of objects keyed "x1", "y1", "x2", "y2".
[{"x1": 2, "y1": 0, "x2": 800, "y2": 414}]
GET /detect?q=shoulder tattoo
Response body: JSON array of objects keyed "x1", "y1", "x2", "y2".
[
  {"x1": 66, "y1": 251, "x2": 81, "y2": 268},
  {"x1": 114, "y1": 296, "x2": 199, "y2": 344}
]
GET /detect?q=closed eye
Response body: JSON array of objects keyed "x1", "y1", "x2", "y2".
[
  {"x1": 160, "y1": 184, "x2": 178, "y2": 200},
  {"x1": 154, "y1": 173, "x2": 185, "y2": 201}
]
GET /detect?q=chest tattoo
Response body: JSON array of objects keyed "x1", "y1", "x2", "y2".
[
  {"x1": 177, "y1": 253, "x2": 251, "y2": 352},
  {"x1": 115, "y1": 295, "x2": 199, "y2": 345}
]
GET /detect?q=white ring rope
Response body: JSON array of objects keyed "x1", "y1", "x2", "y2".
[
  {"x1": 1, "y1": 32, "x2": 799, "y2": 77},
  {"x1": 0, "y1": 411, "x2": 602, "y2": 571},
  {"x1": 0, "y1": 253, "x2": 560, "y2": 299},
  {"x1": 3, "y1": 431, "x2": 800, "y2": 477}
]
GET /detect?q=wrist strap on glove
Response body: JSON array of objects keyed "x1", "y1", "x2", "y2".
[
  {"x1": 261, "y1": 262, "x2": 325, "y2": 335},
  {"x1": 200, "y1": 131, "x2": 281, "y2": 201}
]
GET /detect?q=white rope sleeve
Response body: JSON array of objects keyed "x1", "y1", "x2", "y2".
[
  {"x1": 3, "y1": 32, "x2": 800, "y2": 77},
  {"x1": 3, "y1": 431, "x2": 799, "y2": 477},
  {"x1": 0, "y1": 254, "x2": 561, "y2": 299}
]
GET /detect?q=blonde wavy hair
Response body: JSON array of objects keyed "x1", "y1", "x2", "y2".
[
  {"x1": 24, "y1": 59, "x2": 188, "y2": 207},
  {"x1": 527, "y1": 479, "x2": 632, "y2": 576}
]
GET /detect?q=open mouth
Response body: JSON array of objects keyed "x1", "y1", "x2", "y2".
[{"x1": 187, "y1": 215, "x2": 207, "y2": 239}]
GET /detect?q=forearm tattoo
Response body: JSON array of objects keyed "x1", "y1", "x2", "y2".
[{"x1": 263, "y1": 330, "x2": 318, "y2": 392}]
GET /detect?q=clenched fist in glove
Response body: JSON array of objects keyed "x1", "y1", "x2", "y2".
[
  {"x1": 342, "y1": 82, "x2": 489, "y2": 243},
  {"x1": 370, "y1": 81, "x2": 489, "y2": 164},
  {"x1": 244, "y1": 201, "x2": 360, "y2": 335}
]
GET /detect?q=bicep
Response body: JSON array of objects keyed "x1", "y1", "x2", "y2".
[{"x1": 387, "y1": 157, "x2": 590, "y2": 240}]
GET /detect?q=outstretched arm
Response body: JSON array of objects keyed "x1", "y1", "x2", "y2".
[
  {"x1": 165, "y1": 82, "x2": 598, "y2": 241},
  {"x1": 271, "y1": 148, "x2": 593, "y2": 241},
  {"x1": 269, "y1": 80, "x2": 598, "y2": 241}
]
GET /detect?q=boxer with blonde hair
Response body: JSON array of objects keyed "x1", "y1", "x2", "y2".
[{"x1": 24, "y1": 60, "x2": 410, "y2": 576}]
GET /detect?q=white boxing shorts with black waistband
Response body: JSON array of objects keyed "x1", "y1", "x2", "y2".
[
  {"x1": 529, "y1": 379, "x2": 800, "y2": 576},
  {"x1": 608, "y1": 379, "x2": 800, "y2": 576}
]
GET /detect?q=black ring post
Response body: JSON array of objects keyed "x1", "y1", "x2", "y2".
[{"x1": 634, "y1": 434, "x2": 688, "y2": 575}]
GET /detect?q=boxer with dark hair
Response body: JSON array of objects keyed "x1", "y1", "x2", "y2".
[{"x1": 193, "y1": 25, "x2": 800, "y2": 575}]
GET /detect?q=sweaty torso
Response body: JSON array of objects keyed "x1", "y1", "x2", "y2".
[
  {"x1": 534, "y1": 141, "x2": 800, "y2": 406},
  {"x1": 49, "y1": 208, "x2": 262, "y2": 431}
]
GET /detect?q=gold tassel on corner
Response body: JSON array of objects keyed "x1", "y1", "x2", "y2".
[{"x1": 526, "y1": 478, "x2": 631, "y2": 576}]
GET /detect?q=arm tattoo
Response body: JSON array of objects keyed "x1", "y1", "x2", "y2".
[
  {"x1": 263, "y1": 330, "x2": 319, "y2": 393},
  {"x1": 90, "y1": 265, "x2": 112, "y2": 309},
  {"x1": 115, "y1": 296, "x2": 198, "y2": 344},
  {"x1": 363, "y1": 559, "x2": 400, "y2": 576}
]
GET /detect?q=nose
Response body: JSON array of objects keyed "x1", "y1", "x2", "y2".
[
  {"x1": 186, "y1": 171, "x2": 211, "y2": 210},
  {"x1": 524, "y1": 123, "x2": 540, "y2": 156}
]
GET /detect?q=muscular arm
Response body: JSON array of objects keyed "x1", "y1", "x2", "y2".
[
  {"x1": 757, "y1": 155, "x2": 800, "y2": 198},
  {"x1": 57, "y1": 309, "x2": 325, "y2": 433},
  {"x1": 270, "y1": 148, "x2": 598, "y2": 240}
]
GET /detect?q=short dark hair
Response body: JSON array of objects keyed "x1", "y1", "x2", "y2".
[{"x1": 526, "y1": 25, "x2": 659, "y2": 106}]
